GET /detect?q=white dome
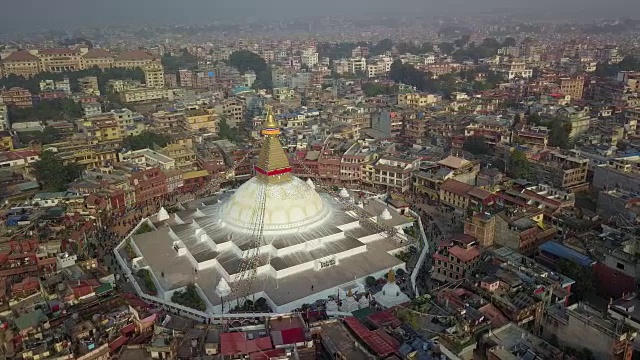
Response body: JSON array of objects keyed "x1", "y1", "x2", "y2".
[
  {"x1": 216, "y1": 278, "x2": 231, "y2": 296},
  {"x1": 220, "y1": 176, "x2": 328, "y2": 232},
  {"x1": 339, "y1": 188, "x2": 350, "y2": 198},
  {"x1": 306, "y1": 178, "x2": 315, "y2": 189}
]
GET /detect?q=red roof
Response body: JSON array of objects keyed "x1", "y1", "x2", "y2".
[
  {"x1": 40, "y1": 48, "x2": 80, "y2": 55},
  {"x1": 220, "y1": 333, "x2": 273, "y2": 356},
  {"x1": 116, "y1": 50, "x2": 154, "y2": 61},
  {"x1": 440, "y1": 179, "x2": 474, "y2": 196},
  {"x1": 367, "y1": 311, "x2": 402, "y2": 328},
  {"x1": 280, "y1": 328, "x2": 304, "y2": 345},
  {"x1": 448, "y1": 245, "x2": 480, "y2": 263},
  {"x1": 108, "y1": 335, "x2": 129, "y2": 352},
  {"x1": 120, "y1": 323, "x2": 136, "y2": 335},
  {"x1": 343, "y1": 317, "x2": 399, "y2": 357},
  {"x1": 3, "y1": 51, "x2": 39, "y2": 62},
  {"x1": 249, "y1": 348, "x2": 286, "y2": 360},
  {"x1": 82, "y1": 48, "x2": 113, "y2": 59}
]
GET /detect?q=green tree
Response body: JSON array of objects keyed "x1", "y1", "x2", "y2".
[
  {"x1": 508, "y1": 149, "x2": 531, "y2": 180},
  {"x1": 370, "y1": 39, "x2": 393, "y2": 55},
  {"x1": 122, "y1": 131, "x2": 170, "y2": 151},
  {"x1": 527, "y1": 113, "x2": 542, "y2": 126},
  {"x1": 33, "y1": 150, "x2": 82, "y2": 191},
  {"x1": 549, "y1": 119, "x2": 572, "y2": 149},
  {"x1": 556, "y1": 259, "x2": 595, "y2": 302},
  {"x1": 161, "y1": 49, "x2": 198, "y2": 73},
  {"x1": 228, "y1": 50, "x2": 272, "y2": 89},
  {"x1": 218, "y1": 118, "x2": 240, "y2": 142},
  {"x1": 502, "y1": 37, "x2": 517, "y2": 47},
  {"x1": 171, "y1": 283, "x2": 206, "y2": 311},
  {"x1": 463, "y1": 135, "x2": 491, "y2": 155},
  {"x1": 361, "y1": 82, "x2": 397, "y2": 96},
  {"x1": 35, "y1": 126, "x2": 63, "y2": 145},
  {"x1": 438, "y1": 42, "x2": 455, "y2": 55},
  {"x1": 365, "y1": 276, "x2": 376, "y2": 287}
]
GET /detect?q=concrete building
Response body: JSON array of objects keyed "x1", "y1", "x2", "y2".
[
  {"x1": 0, "y1": 102, "x2": 8, "y2": 130},
  {"x1": 478, "y1": 323, "x2": 563, "y2": 360},
  {"x1": 114, "y1": 50, "x2": 159, "y2": 69},
  {"x1": 1, "y1": 87, "x2": 33, "y2": 108},
  {"x1": 530, "y1": 150, "x2": 589, "y2": 191},
  {"x1": 119, "y1": 149, "x2": 176, "y2": 170},
  {"x1": 221, "y1": 99, "x2": 245, "y2": 128},
  {"x1": 558, "y1": 76, "x2": 585, "y2": 100},
  {"x1": 593, "y1": 156, "x2": 640, "y2": 192},
  {"x1": 0, "y1": 51, "x2": 41, "y2": 77},
  {"x1": 432, "y1": 235, "x2": 480, "y2": 284},
  {"x1": 544, "y1": 303, "x2": 636, "y2": 360},
  {"x1": 80, "y1": 48, "x2": 115, "y2": 70},
  {"x1": 37, "y1": 48, "x2": 82, "y2": 72},
  {"x1": 120, "y1": 88, "x2": 173, "y2": 103},
  {"x1": 183, "y1": 107, "x2": 218, "y2": 133},
  {"x1": 143, "y1": 63, "x2": 165, "y2": 89},
  {"x1": 397, "y1": 93, "x2": 439, "y2": 107},
  {"x1": 78, "y1": 76, "x2": 100, "y2": 96}
]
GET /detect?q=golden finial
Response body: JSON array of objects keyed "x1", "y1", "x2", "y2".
[
  {"x1": 387, "y1": 269, "x2": 395, "y2": 283},
  {"x1": 263, "y1": 105, "x2": 278, "y2": 133},
  {"x1": 347, "y1": 289, "x2": 353, "y2": 297}
]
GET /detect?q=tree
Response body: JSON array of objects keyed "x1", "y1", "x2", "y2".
[
  {"x1": 361, "y1": 82, "x2": 397, "y2": 97},
  {"x1": 365, "y1": 276, "x2": 376, "y2": 287},
  {"x1": 508, "y1": 149, "x2": 531, "y2": 180},
  {"x1": 33, "y1": 150, "x2": 82, "y2": 191},
  {"x1": 502, "y1": 37, "x2": 517, "y2": 47},
  {"x1": 35, "y1": 126, "x2": 63, "y2": 145},
  {"x1": 171, "y1": 283, "x2": 206, "y2": 311},
  {"x1": 527, "y1": 113, "x2": 542, "y2": 126},
  {"x1": 228, "y1": 50, "x2": 272, "y2": 89},
  {"x1": 438, "y1": 42, "x2": 455, "y2": 55},
  {"x1": 218, "y1": 118, "x2": 240, "y2": 142},
  {"x1": 161, "y1": 49, "x2": 198, "y2": 73},
  {"x1": 122, "y1": 131, "x2": 170, "y2": 151},
  {"x1": 549, "y1": 119, "x2": 572, "y2": 149},
  {"x1": 370, "y1": 39, "x2": 393, "y2": 55},
  {"x1": 556, "y1": 259, "x2": 595, "y2": 302},
  {"x1": 463, "y1": 135, "x2": 491, "y2": 155}
]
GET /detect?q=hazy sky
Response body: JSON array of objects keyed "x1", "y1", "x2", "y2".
[{"x1": 1, "y1": 0, "x2": 639, "y2": 32}]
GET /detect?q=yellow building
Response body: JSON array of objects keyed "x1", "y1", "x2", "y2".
[
  {"x1": 0, "y1": 132, "x2": 13, "y2": 150},
  {"x1": 161, "y1": 143, "x2": 196, "y2": 169},
  {"x1": 57, "y1": 147, "x2": 118, "y2": 168},
  {"x1": 79, "y1": 117, "x2": 122, "y2": 141},
  {"x1": 78, "y1": 76, "x2": 100, "y2": 96},
  {"x1": 144, "y1": 63, "x2": 165, "y2": 89},
  {"x1": 397, "y1": 93, "x2": 439, "y2": 107},
  {"x1": 114, "y1": 50, "x2": 158, "y2": 69},
  {"x1": 1, "y1": 51, "x2": 41, "y2": 78},
  {"x1": 183, "y1": 108, "x2": 218, "y2": 133},
  {"x1": 36, "y1": 48, "x2": 82, "y2": 72},
  {"x1": 120, "y1": 88, "x2": 173, "y2": 103},
  {"x1": 80, "y1": 48, "x2": 115, "y2": 70}
]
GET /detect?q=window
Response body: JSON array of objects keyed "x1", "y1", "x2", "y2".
[
  {"x1": 320, "y1": 258, "x2": 336, "y2": 269},
  {"x1": 617, "y1": 262, "x2": 625, "y2": 270}
]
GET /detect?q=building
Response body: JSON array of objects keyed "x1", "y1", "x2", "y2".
[
  {"x1": 37, "y1": 48, "x2": 82, "y2": 72},
  {"x1": 78, "y1": 76, "x2": 100, "y2": 96},
  {"x1": 115, "y1": 110, "x2": 414, "y2": 314},
  {"x1": 477, "y1": 323, "x2": 563, "y2": 360},
  {"x1": 183, "y1": 108, "x2": 218, "y2": 133},
  {"x1": 397, "y1": 93, "x2": 439, "y2": 107},
  {"x1": 1, "y1": 51, "x2": 41, "y2": 77},
  {"x1": 0, "y1": 102, "x2": 8, "y2": 130},
  {"x1": 144, "y1": 63, "x2": 165, "y2": 89},
  {"x1": 130, "y1": 167, "x2": 168, "y2": 204},
  {"x1": 119, "y1": 149, "x2": 176, "y2": 170},
  {"x1": 114, "y1": 50, "x2": 158, "y2": 69},
  {"x1": 80, "y1": 48, "x2": 115, "y2": 70},
  {"x1": 1, "y1": 87, "x2": 33, "y2": 108},
  {"x1": 544, "y1": 303, "x2": 636, "y2": 360},
  {"x1": 120, "y1": 88, "x2": 173, "y2": 103},
  {"x1": 432, "y1": 235, "x2": 481, "y2": 284},
  {"x1": 221, "y1": 99, "x2": 245, "y2": 128},
  {"x1": 530, "y1": 150, "x2": 589, "y2": 191},
  {"x1": 558, "y1": 76, "x2": 585, "y2": 100},
  {"x1": 494, "y1": 209, "x2": 556, "y2": 255}
]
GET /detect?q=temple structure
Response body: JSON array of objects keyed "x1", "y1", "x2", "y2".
[{"x1": 117, "y1": 111, "x2": 415, "y2": 314}]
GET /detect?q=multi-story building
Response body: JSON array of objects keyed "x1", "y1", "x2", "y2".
[
  {"x1": 37, "y1": 48, "x2": 82, "y2": 72},
  {"x1": 183, "y1": 108, "x2": 218, "y2": 133},
  {"x1": 1, "y1": 87, "x2": 33, "y2": 108},
  {"x1": 120, "y1": 87, "x2": 173, "y2": 103},
  {"x1": 114, "y1": 50, "x2": 159, "y2": 69},
  {"x1": 107, "y1": 79, "x2": 143, "y2": 94},
  {"x1": 178, "y1": 69, "x2": 194, "y2": 88},
  {"x1": 45, "y1": 139, "x2": 120, "y2": 168},
  {"x1": 432, "y1": 235, "x2": 481, "y2": 284},
  {"x1": 498, "y1": 59, "x2": 533, "y2": 79},
  {"x1": 0, "y1": 102, "x2": 8, "y2": 130},
  {"x1": 624, "y1": 107, "x2": 640, "y2": 137},
  {"x1": 78, "y1": 117, "x2": 122, "y2": 141},
  {"x1": 221, "y1": 99, "x2": 245, "y2": 128},
  {"x1": 151, "y1": 109, "x2": 184, "y2": 129},
  {"x1": 530, "y1": 150, "x2": 589, "y2": 191},
  {"x1": 558, "y1": 76, "x2": 585, "y2": 100},
  {"x1": 110, "y1": 108, "x2": 140, "y2": 137},
  {"x1": 129, "y1": 167, "x2": 168, "y2": 204},
  {"x1": 545, "y1": 303, "x2": 636, "y2": 360},
  {"x1": 80, "y1": 48, "x2": 114, "y2": 70},
  {"x1": 593, "y1": 156, "x2": 640, "y2": 192},
  {"x1": 478, "y1": 323, "x2": 563, "y2": 360},
  {"x1": 143, "y1": 63, "x2": 165, "y2": 89},
  {"x1": 397, "y1": 93, "x2": 439, "y2": 107},
  {"x1": 494, "y1": 208, "x2": 556, "y2": 255},
  {"x1": 368, "y1": 155, "x2": 418, "y2": 192},
  {"x1": 119, "y1": 149, "x2": 176, "y2": 170},
  {"x1": 78, "y1": 76, "x2": 100, "y2": 96},
  {"x1": 0, "y1": 51, "x2": 41, "y2": 77}
]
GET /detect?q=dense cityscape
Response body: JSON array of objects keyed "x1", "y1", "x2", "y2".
[{"x1": 0, "y1": 7, "x2": 640, "y2": 360}]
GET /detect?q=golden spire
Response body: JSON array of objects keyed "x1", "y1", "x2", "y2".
[
  {"x1": 387, "y1": 269, "x2": 395, "y2": 283},
  {"x1": 262, "y1": 105, "x2": 279, "y2": 135},
  {"x1": 255, "y1": 106, "x2": 292, "y2": 184}
]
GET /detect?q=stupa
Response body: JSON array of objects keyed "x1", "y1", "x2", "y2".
[
  {"x1": 374, "y1": 269, "x2": 411, "y2": 308},
  {"x1": 117, "y1": 110, "x2": 414, "y2": 314},
  {"x1": 339, "y1": 290, "x2": 359, "y2": 313}
]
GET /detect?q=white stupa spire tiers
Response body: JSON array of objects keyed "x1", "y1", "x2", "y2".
[
  {"x1": 306, "y1": 178, "x2": 315, "y2": 189},
  {"x1": 157, "y1": 207, "x2": 170, "y2": 221},
  {"x1": 215, "y1": 278, "x2": 231, "y2": 296},
  {"x1": 358, "y1": 294, "x2": 370, "y2": 309},
  {"x1": 325, "y1": 299, "x2": 339, "y2": 312},
  {"x1": 339, "y1": 188, "x2": 350, "y2": 198},
  {"x1": 373, "y1": 269, "x2": 410, "y2": 308},
  {"x1": 340, "y1": 290, "x2": 359, "y2": 313},
  {"x1": 380, "y1": 207, "x2": 393, "y2": 220}
]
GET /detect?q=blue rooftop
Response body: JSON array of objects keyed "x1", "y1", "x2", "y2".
[{"x1": 539, "y1": 241, "x2": 595, "y2": 267}]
